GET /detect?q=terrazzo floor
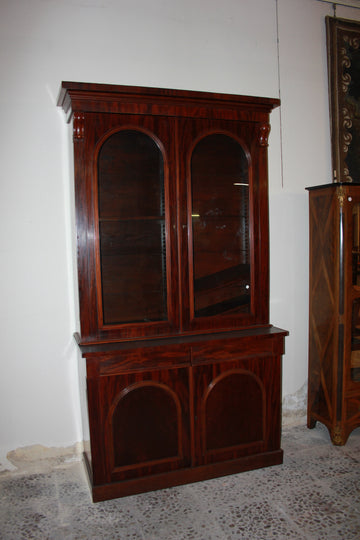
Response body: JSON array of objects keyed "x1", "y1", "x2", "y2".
[{"x1": 0, "y1": 422, "x2": 359, "y2": 539}]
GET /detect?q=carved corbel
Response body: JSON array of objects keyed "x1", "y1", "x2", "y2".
[
  {"x1": 73, "y1": 112, "x2": 85, "y2": 141},
  {"x1": 257, "y1": 122, "x2": 271, "y2": 147}
]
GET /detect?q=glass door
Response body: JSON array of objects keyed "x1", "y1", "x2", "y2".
[
  {"x1": 98, "y1": 130, "x2": 166, "y2": 324},
  {"x1": 351, "y1": 203, "x2": 360, "y2": 381},
  {"x1": 190, "y1": 133, "x2": 251, "y2": 318},
  {"x1": 94, "y1": 117, "x2": 178, "y2": 338},
  {"x1": 178, "y1": 118, "x2": 264, "y2": 333}
]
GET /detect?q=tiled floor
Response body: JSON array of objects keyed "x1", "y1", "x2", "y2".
[{"x1": 0, "y1": 422, "x2": 359, "y2": 539}]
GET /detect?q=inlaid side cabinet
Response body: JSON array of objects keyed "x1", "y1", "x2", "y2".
[
  {"x1": 307, "y1": 183, "x2": 360, "y2": 445},
  {"x1": 58, "y1": 82, "x2": 288, "y2": 502}
]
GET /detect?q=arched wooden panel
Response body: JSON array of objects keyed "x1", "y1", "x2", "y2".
[
  {"x1": 109, "y1": 381, "x2": 182, "y2": 469},
  {"x1": 202, "y1": 369, "x2": 265, "y2": 452}
]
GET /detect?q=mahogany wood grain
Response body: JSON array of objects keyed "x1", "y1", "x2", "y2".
[
  {"x1": 85, "y1": 449, "x2": 284, "y2": 502},
  {"x1": 57, "y1": 82, "x2": 280, "y2": 123},
  {"x1": 58, "y1": 82, "x2": 287, "y2": 501}
]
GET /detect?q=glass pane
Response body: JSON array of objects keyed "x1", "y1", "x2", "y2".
[
  {"x1": 352, "y1": 204, "x2": 360, "y2": 286},
  {"x1": 351, "y1": 298, "x2": 360, "y2": 382},
  {"x1": 191, "y1": 134, "x2": 250, "y2": 318},
  {"x1": 98, "y1": 130, "x2": 164, "y2": 219},
  {"x1": 98, "y1": 130, "x2": 167, "y2": 324}
]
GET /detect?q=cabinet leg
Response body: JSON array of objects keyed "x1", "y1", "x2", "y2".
[
  {"x1": 330, "y1": 424, "x2": 347, "y2": 446},
  {"x1": 307, "y1": 416, "x2": 316, "y2": 429}
]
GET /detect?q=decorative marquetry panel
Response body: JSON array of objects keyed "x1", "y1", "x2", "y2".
[
  {"x1": 307, "y1": 183, "x2": 360, "y2": 445},
  {"x1": 308, "y1": 188, "x2": 339, "y2": 427}
]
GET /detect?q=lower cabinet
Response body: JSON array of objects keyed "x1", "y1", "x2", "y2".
[{"x1": 80, "y1": 329, "x2": 286, "y2": 501}]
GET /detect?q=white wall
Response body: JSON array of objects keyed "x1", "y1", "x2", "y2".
[
  {"x1": 1, "y1": 0, "x2": 360, "y2": 468},
  {"x1": 272, "y1": 0, "x2": 360, "y2": 398}
]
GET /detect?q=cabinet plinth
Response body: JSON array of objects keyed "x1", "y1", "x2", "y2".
[
  {"x1": 58, "y1": 82, "x2": 288, "y2": 501},
  {"x1": 307, "y1": 183, "x2": 360, "y2": 445}
]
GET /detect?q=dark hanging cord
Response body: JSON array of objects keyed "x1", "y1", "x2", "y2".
[{"x1": 333, "y1": 3, "x2": 337, "y2": 17}]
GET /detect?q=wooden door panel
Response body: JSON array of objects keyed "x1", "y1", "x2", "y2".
[
  {"x1": 192, "y1": 355, "x2": 281, "y2": 465},
  {"x1": 90, "y1": 365, "x2": 191, "y2": 483}
]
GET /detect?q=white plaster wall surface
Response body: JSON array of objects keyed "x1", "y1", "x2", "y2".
[
  {"x1": 270, "y1": 0, "x2": 332, "y2": 402},
  {"x1": 270, "y1": 0, "x2": 360, "y2": 402},
  {"x1": 0, "y1": 0, "x2": 359, "y2": 467}
]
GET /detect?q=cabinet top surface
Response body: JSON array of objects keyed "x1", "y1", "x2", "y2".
[
  {"x1": 57, "y1": 81, "x2": 280, "y2": 121},
  {"x1": 306, "y1": 182, "x2": 360, "y2": 191},
  {"x1": 75, "y1": 326, "x2": 289, "y2": 354}
]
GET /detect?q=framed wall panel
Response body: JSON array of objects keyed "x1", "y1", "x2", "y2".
[{"x1": 327, "y1": 16, "x2": 360, "y2": 183}]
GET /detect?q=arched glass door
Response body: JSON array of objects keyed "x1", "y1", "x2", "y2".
[
  {"x1": 97, "y1": 130, "x2": 167, "y2": 325},
  {"x1": 190, "y1": 133, "x2": 251, "y2": 318}
]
